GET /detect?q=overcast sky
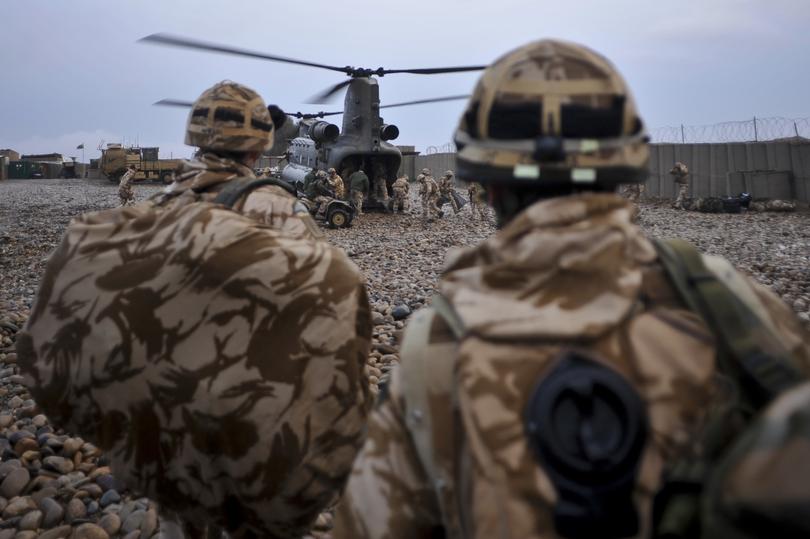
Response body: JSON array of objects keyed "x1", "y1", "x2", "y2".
[{"x1": 2, "y1": 0, "x2": 809, "y2": 161}]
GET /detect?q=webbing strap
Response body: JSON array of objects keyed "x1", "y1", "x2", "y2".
[
  {"x1": 654, "y1": 239, "x2": 801, "y2": 407},
  {"x1": 430, "y1": 295, "x2": 466, "y2": 340},
  {"x1": 653, "y1": 239, "x2": 804, "y2": 538},
  {"x1": 399, "y1": 307, "x2": 463, "y2": 538},
  {"x1": 212, "y1": 177, "x2": 297, "y2": 208}
]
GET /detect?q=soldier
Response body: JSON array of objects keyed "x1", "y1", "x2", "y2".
[
  {"x1": 439, "y1": 169, "x2": 460, "y2": 214},
  {"x1": 333, "y1": 40, "x2": 810, "y2": 539},
  {"x1": 118, "y1": 164, "x2": 137, "y2": 206},
  {"x1": 391, "y1": 175, "x2": 410, "y2": 213},
  {"x1": 416, "y1": 167, "x2": 432, "y2": 185},
  {"x1": 372, "y1": 162, "x2": 390, "y2": 207},
  {"x1": 327, "y1": 167, "x2": 345, "y2": 200},
  {"x1": 348, "y1": 167, "x2": 370, "y2": 216},
  {"x1": 18, "y1": 81, "x2": 373, "y2": 539},
  {"x1": 158, "y1": 82, "x2": 319, "y2": 237},
  {"x1": 750, "y1": 199, "x2": 797, "y2": 212},
  {"x1": 621, "y1": 182, "x2": 644, "y2": 202},
  {"x1": 314, "y1": 169, "x2": 334, "y2": 216},
  {"x1": 417, "y1": 170, "x2": 440, "y2": 223},
  {"x1": 302, "y1": 167, "x2": 319, "y2": 197},
  {"x1": 467, "y1": 180, "x2": 487, "y2": 221},
  {"x1": 670, "y1": 161, "x2": 689, "y2": 209}
]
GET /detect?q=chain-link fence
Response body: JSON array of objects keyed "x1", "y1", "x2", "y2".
[{"x1": 650, "y1": 117, "x2": 810, "y2": 144}]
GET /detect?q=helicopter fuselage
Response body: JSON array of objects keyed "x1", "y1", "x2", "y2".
[{"x1": 280, "y1": 78, "x2": 402, "y2": 202}]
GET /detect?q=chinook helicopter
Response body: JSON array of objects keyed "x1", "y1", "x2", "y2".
[{"x1": 141, "y1": 34, "x2": 483, "y2": 207}]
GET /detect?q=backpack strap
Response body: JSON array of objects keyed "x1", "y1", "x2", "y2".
[
  {"x1": 651, "y1": 238, "x2": 804, "y2": 538},
  {"x1": 653, "y1": 238, "x2": 801, "y2": 407},
  {"x1": 213, "y1": 177, "x2": 297, "y2": 209},
  {"x1": 399, "y1": 296, "x2": 465, "y2": 538}
]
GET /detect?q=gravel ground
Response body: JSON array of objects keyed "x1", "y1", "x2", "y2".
[{"x1": 0, "y1": 178, "x2": 808, "y2": 538}]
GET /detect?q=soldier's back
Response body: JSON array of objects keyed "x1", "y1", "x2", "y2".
[{"x1": 334, "y1": 193, "x2": 810, "y2": 539}]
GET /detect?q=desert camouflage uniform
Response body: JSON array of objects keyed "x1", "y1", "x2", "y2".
[
  {"x1": 670, "y1": 162, "x2": 689, "y2": 209},
  {"x1": 467, "y1": 182, "x2": 487, "y2": 221},
  {"x1": 19, "y1": 155, "x2": 373, "y2": 538},
  {"x1": 621, "y1": 183, "x2": 645, "y2": 202},
  {"x1": 373, "y1": 176, "x2": 389, "y2": 204},
  {"x1": 333, "y1": 193, "x2": 810, "y2": 539},
  {"x1": 348, "y1": 170, "x2": 369, "y2": 217},
  {"x1": 750, "y1": 199, "x2": 796, "y2": 212},
  {"x1": 329, "y1": 171, "x2": 345, "y2": 200},
  {"x1": 418, "y1": 175, "x2": 440, "y2": 222},
  {"x1": 118, "y1": 168, "x2": 136, "y2": 206},
  {"x1": 19, "y1": 80, "x2": 373, "y2": 538},
  {"x1": 703, "y1": 380, "x2": 810, "y2": 539},
  {"x1": 163, "y1": 153, "x2": 320, "y2": 238},
  {"x1": 391, "y1": 176, "x2": 410, "y2": 212},
  {"x1": 439, "y1": 171, "x2": 460, "y2": 213}
]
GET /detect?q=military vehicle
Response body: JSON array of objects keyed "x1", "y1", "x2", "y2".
[
  {"x1": 141, "y1": 33, "x2": 481, "y2": 210},
  {"x1": 100, "y1": 143, "x2": 183, "y2": 183}
]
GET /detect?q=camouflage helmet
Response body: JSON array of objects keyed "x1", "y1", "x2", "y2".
[
  {"x1": 453, "y1": 39, "x2": 649, "y2": 188},
  {"x1": 328, "y1": 168, "x2": 337, "y2": 174},
  {"x1": 316, "y1": 170, "x2": 328, "y2": 179},
  {"x1": 185, "y1": 81, "x2": 274, "y2": 154},
  {"x1": 670, "y1": 162, "x2": 689, "y2": 175},
  {"x1": 443, "y1": 170, "x2": 454, "y2": 177},
  {"x1": 421, "y1": 168, "x2": 431, "y2": 175}
]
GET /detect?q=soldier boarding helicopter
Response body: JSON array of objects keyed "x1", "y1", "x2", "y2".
[{"x1": 141, "y1": 33, "x2": 482, "y2": 210}]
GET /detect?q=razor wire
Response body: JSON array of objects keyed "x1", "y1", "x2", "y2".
[
  {"x1": 650, "y1": 117, "x2": 810, "y2": 144},
  {"x1": 424, "y1": 142, "x2": 457, "y2": 154},
  {"x1": 427, "y1": 117, "x2": 810, "y2": 148}
]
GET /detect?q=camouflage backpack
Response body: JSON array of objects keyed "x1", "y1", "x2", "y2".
[
  {"x1": 400, "y1": 238, "x2": 807, "y2": 539},
  {"x1": 17, "y1": 178, "x2": 372, "y2": 537}
]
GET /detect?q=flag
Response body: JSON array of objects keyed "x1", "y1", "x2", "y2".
[{"x1": 76, "y1": 143, "x2": 84, "y2": 149}]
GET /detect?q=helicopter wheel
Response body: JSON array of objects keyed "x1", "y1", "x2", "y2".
[{"x1": 328, "y1": 209, "x2": 349, "y2": 228}]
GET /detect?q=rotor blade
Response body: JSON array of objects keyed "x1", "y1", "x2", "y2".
[
  {"x1": 139, "y1": 33, "x2": 351, "y2": 75},
  {"x1": 381, "y1": 94, "x2": 470, "y2": 109},
  {"x1": 381, "y1": 66, "x2": 486, "y2": 75},
  {"x1": 306, "y1": 79, "x2": 353, "y2": 103},
  {"x1": 153, "y1": 98, "x2": 194, "y2": 108}
]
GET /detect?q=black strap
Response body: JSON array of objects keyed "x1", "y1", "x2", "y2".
[{"x1": 212, "y1": 177, "x2": 297, "y2": 208}]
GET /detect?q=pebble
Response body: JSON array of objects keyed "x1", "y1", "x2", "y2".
[
  {"x1": 99, "y1": 490, "x2": 120, "y2": 508},
  {"x1": 121, "y1": 509, "x2": 146, "y2": 534},
  {"x1": 3, "y1": 497, "x2": 34, "y2": 518},
  {"x1": 141, "y1": 508, "x2": 158, "y2": 537},
  {"x1": 38, "y1": 497, "x2": 64, "y2": 528},
  {"x1": 66, "y1": 498, "x2": 86, "y2": 522},
  {"x1": 37, "y1": 525, "x2": 72, "y2": 539},
  {"x1": 18, "y1": 509, "x2": 42, "y2": 530},
  {"x1": 72, "y1": 523, "x2": 110, "y2": 539},
  {"x1": 43, "y1": 456, "x2": 74, "y2": 475},
  {"x1": 97, "y1": 513, "x2": 121, "y2": 536},
  {"x1": 95, "y1": 475, "x2": 116, "y2": 492},
  {"x1": 0, "y1": 468, "x2": 29, "y2": 499},
  {"x1": 391, "y1": 304, "x2": 411, "y2": 320}
]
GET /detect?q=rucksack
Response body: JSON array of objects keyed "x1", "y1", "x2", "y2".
[
  {"x1": 400, "y1": 238, "x2": 805, "y2": 539},
  {"x1": 17, "y1": 178, "x2": 372, "y2": 536}
]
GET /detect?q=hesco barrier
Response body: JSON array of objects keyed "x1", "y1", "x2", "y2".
[
  {"x1": 648, "y1": 141, "x2": 810, "y2": 202},
  {"x1": 405, "y1": 141, "x2": 810, "y2": 201}
]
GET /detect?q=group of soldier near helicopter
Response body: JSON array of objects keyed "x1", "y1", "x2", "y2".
[
  {"x1": 292, "y1": 164, "x2": 489, "y2": 223},
  {"x1": 18, "y1": 38, "x2": 810, "y2": 539}
]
